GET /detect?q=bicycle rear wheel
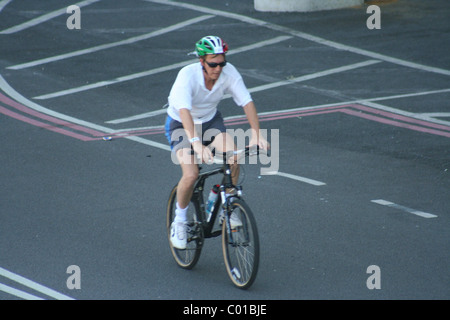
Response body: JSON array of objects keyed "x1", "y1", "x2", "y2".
[
  {"x1": 222, "y1": 198, "x2": 259, "y2": 289},
  {"x1": 167, "y1": 185, "x2": 203, "y2": 269}
]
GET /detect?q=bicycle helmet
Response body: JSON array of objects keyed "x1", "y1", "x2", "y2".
[{"x1": 195, "y1": 36, "x2": 228, "y2": 56}]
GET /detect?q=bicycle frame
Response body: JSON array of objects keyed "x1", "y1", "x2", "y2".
[
  {"x1": 167, "y1": 146, "x2": 261, "y2": 288},
  {"x1": 191, "y1": 150, "x2": 247, "y2": 239}
]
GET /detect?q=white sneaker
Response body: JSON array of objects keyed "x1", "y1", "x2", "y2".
[{"x1": 170, "y1": 221, "x2": 187, "y2": 249}]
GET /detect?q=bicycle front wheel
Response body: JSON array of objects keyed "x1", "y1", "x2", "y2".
[
  {"x1": 167, "y1": 185, "x2": 203, "y2": 269},
  {"x1": 222, "y1": 198, "x2": 260, "y2": 289}
]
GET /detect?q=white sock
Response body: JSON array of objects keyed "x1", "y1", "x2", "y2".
[{"x1": 175, "y1": 202, "x2": 188, "y2": 222}]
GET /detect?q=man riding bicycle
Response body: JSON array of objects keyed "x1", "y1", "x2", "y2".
[{"x1": 165, "y1": 35, "x2": 269, "y2": 249}]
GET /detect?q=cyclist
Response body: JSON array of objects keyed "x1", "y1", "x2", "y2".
[{"x1": 165, "y1": 35, "x2": 269, "y2": 249}]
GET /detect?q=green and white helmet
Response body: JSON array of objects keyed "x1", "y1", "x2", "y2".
[{"x1": 195, "y1": 36, "x2": 228, "y2": 57}]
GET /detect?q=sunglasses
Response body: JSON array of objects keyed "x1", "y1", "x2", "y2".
[{"x1": 205, "y1": 60, "x2": 227, "y2": 68}]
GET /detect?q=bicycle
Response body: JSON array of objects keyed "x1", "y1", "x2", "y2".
[{"x1": 166, "y1": 146, "x2": 261, "y2": 289}]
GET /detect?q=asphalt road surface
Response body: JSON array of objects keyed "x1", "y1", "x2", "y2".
[{"x1": 1, "y1": 0, "x2": 449, "y2": 300}]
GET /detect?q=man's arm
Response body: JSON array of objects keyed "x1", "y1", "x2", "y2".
[
  {"x1": 179, "y1": 108, "x2": 198, "y2": 142},
  {"x1": 243, "y1": 101, "x2": 270, "y2": 150},
  {"x1": 179, "y1": 108, "x2": 213, "y2": 162}
]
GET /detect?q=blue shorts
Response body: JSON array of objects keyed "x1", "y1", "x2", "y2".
[{"x1": 165, "y1": 111, "x2": 227, "y2": 153}]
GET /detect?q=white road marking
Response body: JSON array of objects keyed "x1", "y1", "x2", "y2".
[
  {"x1": 0, "y1": 283, "x2": 45, "y2": 300},
  {"x1": 418, "y1": 112, "x2": 450, "y2": 118},
  {"x1": 106, "y1": 108, "x2": 167, "y2": 124},
  {"x1": 107, "y1": 124, "x2": 164, "y2": 134},
  {"x1": 250, "y1": 88, "x2": 450, "y2": 128},
  {"x1": 227, "y1": 35, "x2": 292, "y2": 55},
  {"x1": 32, "y1": 35, "x2": 292, "y2": 100},
  {"x1": 33, "y1": 61, "x2": 192, "y2": 100},
  {"x1": 371, "y1": 199, "x2": 438, "y2": 218},
  {"x1": 7, "y1": 15, "x2": 215, "y2": 70},
  {"x1": 264, "y1": 171, "x2": 326, "y2": 186},
  {"x1": 246, "y1": 60, "x2": 381, "y2": 94},
  {"x1": 144, "y1": 0, "x2": 450, "y2": 77},
  {"x1": 0, "y1": 0, "x2": 101, "y2": 35},
  {"x1": 0, "y1": 267, "x2": 74, "y2": 300},
  {"x1": 360, "y1": 89, "x2": 450, "y2": 127},
  {"x1": 0, "y1": 0, "x2": 12, "y2": 13},
  {"x1": 361, "y1": 100, "x2": 450, "y2": 128},
  {"x1": 0, "y1": 75, "x2": 171, "y2": 151}
]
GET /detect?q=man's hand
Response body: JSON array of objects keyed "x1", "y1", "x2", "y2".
[
  {"x1": 192, "y1": 141, "x2": 213, "y2": 164},
  {"x1": 243, "y1": 102, "x2": 270, "y2": 151},
  {"x1": 249, "y1": 134, "x2": 270, "y2": 151}
]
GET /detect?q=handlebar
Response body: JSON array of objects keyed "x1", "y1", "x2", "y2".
[
  {"x1": 191, "y1": 145, "x2": 266, "y2": 165},
  {"x1": 212, "y1": 145, "x2": 262, "y2": 164}
]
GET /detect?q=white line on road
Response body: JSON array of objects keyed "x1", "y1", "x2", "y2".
[
  {"x1": 0, "y1": 283, "x2": 45, "y2": 300},
  {"x1": 248, "y1": 88, "x2": 450, "y2": 128},
  {"x1": 145, "y1": 0, "x2": 450, "y2": 77},
  {"x1": 418, "y1": 112, "x2": 450, "y2": 118},
  {"x1": 33, "y1": 35, "x2": 292, "y2": 100},
  {"x1": 106, "y1": 108, "x2": 167, "y2": 124},
  {"x1": 0, "y1": 267, "x2": 74, "y2": 300},
  {"x1": 33, "y1": 61, "x2": 192, "y2": 100},
  {"x1": 0, "y1": 75, "x2": 171, "y2": 151},
  {"x1": 7, "y1": 15, "x2": 215, "y2": 70},
  {"x1": 264, "y1": 171, "x2": 326, "y2": 186},
  {"x1": 246, "y1": 60, "x2": 381, "y2": 95},
  {"x1": 371, "y1": 199, "x2": 438, "y2": 218},
  {"x1": 0, "y1": 0, "x2": 12, "y2": 13},
  {"x1": 0, "y1": 0, "x2": 101, "y2": 35}
]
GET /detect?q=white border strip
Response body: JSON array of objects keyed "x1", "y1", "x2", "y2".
[
  {"x1": 0, "y1": 267, "x2": 74, "y2": 300},
  {"x1": 0, "y1": 283, "x2": 45, "y2": 300},
  {"x1": 106, "y1": 108, "x2": 167, "y2": 124},
  {"x1": 371, "y1": 199, "x2": 438, "y2": 218},
  {"x1": 265, "y1": 171, "x2": 326, "y2": 186},
  {"x1": 0, "y1": 0, "x2": 12, "y2": 13},
  {"x1": 246, "y1": 60, "x2": 380, "y2": 94}
]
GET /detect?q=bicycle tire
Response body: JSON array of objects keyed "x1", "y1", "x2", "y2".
[
  {"x1": 222, "y1": 198, "x2": 260, "y2": 289},
  {"x1": 167, "y1": 185, "x2": 203, "y2": 269}
]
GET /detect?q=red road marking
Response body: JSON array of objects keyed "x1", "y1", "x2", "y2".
[
  {"x1": 1, "y1": 92, "x2": 449, "y2": 140},
  {"x1": 0, "y1": 105, "x2": 98, "y2": 141}
]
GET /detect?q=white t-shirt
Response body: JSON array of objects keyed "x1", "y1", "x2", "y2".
[{"x1": 167, "y1": 62, "x2": 252, "y2": 123}]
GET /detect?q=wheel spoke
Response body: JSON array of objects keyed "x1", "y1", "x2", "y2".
[{"x1": 222, "y1": 199, "x2": 259, "y2": 289}]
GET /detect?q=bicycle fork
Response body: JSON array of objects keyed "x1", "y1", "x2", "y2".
[{"x1": 219, "y1": 185, "x2": 244, "y2": 245}]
